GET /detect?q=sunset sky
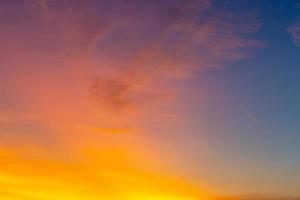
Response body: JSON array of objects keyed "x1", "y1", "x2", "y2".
[{"x1": 0, "y1": 0, "x2": 300, "y2": 199}]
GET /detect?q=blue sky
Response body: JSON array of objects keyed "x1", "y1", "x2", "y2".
[{"x1": 182, "y1": 0, "x2": 300, "y2": 195}]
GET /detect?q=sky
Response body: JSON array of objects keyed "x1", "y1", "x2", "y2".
[{"x1": 0, "y1": 0, "x2": 300, "y2": 199}]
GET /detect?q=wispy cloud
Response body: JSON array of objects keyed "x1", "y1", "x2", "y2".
[
  {"x1": 38, "y1": 0, "x2": 260, "y2": 112},
  {"x1": 288, "y1": 21, "x2": 300, "y2": 46}
]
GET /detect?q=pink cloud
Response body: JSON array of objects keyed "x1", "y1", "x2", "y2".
[{"x1": 288, "y1": 21, "x2": 300, "y2": 46}]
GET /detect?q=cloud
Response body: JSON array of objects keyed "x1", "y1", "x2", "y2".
[
  {"x1": 68, "y1": 0, "x2": 260, "y2": 111},
  {"x1": 288, "y1": 21, "x2": 300, "y2": 46},
  {"x1": 90, "y1": 77, "x2": 130, "y2": 111},
  {"x1": 288, "y1": 3, "x2": 300, "y2": 47}
]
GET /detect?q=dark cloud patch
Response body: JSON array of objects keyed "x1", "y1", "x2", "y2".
[{"x1": 90, "y1": 77, "x2": 130, "y2": 111}]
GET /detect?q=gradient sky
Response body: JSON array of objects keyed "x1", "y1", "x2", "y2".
[{"x1": 0, "y1": 0, "x2": 300, "y2": 199}]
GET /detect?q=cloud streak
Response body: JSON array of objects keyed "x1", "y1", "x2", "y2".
[
  {"x1": 60, "y1": 0, "x2": 260, "y2": 111},
  {"x1": 288, "y1": 21, "x2": 300, "y2": 46}
]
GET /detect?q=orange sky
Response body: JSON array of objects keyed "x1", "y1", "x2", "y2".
[{"x1": 0, "y1": 1, "x2": 219, "y2": 199}]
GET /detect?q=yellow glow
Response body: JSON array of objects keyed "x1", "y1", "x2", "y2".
[
  {"x1": 123, "y1": 193, "x2": 198, "y2": 200},
  {"x1": 92, "y1": 127, "x2": 135, "y2": 134},
  {"x1": 0, "y1": 145, "x2": 212, "y2": 200}
]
